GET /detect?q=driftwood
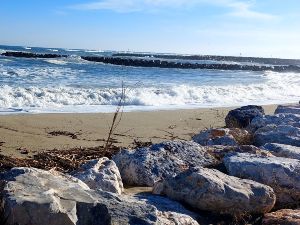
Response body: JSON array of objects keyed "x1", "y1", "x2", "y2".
[{"x1": 0, "y1": 146, "x2": 120, "y2": 173}]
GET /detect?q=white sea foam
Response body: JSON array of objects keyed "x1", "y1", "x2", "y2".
[
  {"x1": 84, "y1": 49, "x2": 103, "y2": 53},
  {"x1": 47, "y1": 49, "x2": 59, "y2": 52},
  {"x1": 44, "y1": 59, "x2": 69, "y2": 65},
  {"x1": 0, "y1": 71, "x2": 299, "y2": 113},
  {"x1": 64, "y1": 49, "x2": 80, "y2": 52}
]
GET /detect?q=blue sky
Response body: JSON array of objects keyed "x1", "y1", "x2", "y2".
[{"x1": 1, "y1": 0, "x2": 300, "y2": 58}]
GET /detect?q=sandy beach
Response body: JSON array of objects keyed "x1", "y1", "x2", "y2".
[{"x1": 0, "y1": 105, "x2": 278, "y2": 158}]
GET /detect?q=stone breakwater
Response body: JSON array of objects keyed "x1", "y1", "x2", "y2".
[
  {"x1": 1, "y1": 51, "x2": 67, "y2": 58},
  {"x1": 0, "y1": 103, "x2": 300, "y2": 225},
  {"x1": 2, "y1": 51, "x2": 300, "y2": 72}
]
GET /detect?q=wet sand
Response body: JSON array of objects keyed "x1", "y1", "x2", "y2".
[{"x1": 0, "y1": 105, "x2": 277, "y2": 158}]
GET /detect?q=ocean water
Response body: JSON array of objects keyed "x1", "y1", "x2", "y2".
[{"x1": 0, "y1": 45, "x2": 299, "y2": 114}]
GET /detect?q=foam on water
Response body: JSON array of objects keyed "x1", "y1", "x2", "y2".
[{"x1": 0, "y1": 71, "x2": 299, "y2": 113}]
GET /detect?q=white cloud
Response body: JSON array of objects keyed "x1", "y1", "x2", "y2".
[{"x1": 70, "y1": 0, "x2": 275, "y2": 20}]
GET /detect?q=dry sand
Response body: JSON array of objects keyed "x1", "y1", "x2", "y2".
[{"x1": 0, "y1": 105, "x2": 277, "y2": 158}]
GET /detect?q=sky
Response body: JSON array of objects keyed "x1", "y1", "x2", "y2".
[{"x1": 0, "y1": 0, "x2": 300, "y2": 58}]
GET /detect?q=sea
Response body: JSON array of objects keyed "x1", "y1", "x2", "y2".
[{"x1": 0, "y1": 45, "x2": 299, "y2": 114}]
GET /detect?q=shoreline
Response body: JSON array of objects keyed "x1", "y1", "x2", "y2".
[{"x1": 0, "y1": 104, "x2": 279, "y2": 158}]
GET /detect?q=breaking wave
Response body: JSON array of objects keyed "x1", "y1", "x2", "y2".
[{"x1": 0, "y1": 71, "x2": 299, "y2": 113}]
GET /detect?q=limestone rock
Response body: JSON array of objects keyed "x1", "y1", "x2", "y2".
[
  {"x1": 72, "y1": 158, "x2": 124, "y2": 194},
  {"x1": 224, "y1": 153, "x2": 300, "y2": 207},
  {"x1": 254, "y1": 125, "x2": 300, "y2": 147},
  {"x1": 153, "y1": 167, "x2": 276, "y2": 216},
  {"x1": 262, "y1": 209, "x2": 300, "y2": 225},
  {"x1": 225, "y1": 105, "x2": 264, "y2": 128},
  {"x1": 192, "y1": 128, "x2": 252, "y2": 146},
  {"x1": 131, "y1": 193, "x2": 200, "y2": 225},
  {"x1": 250, "y1": 114, "x2": 300, "y2": 132},
  {"x1": 113, "y1": 141, "x2": 217, "y2": 186},
  {"x1": 262, "y1": 143, "x2": 300, "y2": 160},
  {"x1": 207, "y1": 145, "x2": 273, "y2": 161},
  {"x1": 0, "y1": 167, "x2": 195, "y2": 225},
  {"x1": 275, "y1": 104, "x2": 300, "y2": 115}
]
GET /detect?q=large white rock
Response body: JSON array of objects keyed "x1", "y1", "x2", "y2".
[
  {"x1": 192, "y1": 128, "x2": 252, "y2": 146},
  {"x1": 224, "y1": 153, "x2": 300, "y2": 208},
  {"x1": 72, "y1": 158, "x2": 124, "y2": 195},
  {"x1": 113, "y1": 141, "x2": 218, "y2": 186},
  {"x1": 153, "y1": 167, "x2": 276, "y2": 216},
  {"x1": 254, "y1": 125, "x2": 300, "y2": 147},
  {"x1": 128, "y1": 193, "x2": 200, "y2": 225},
  {"x1": 262, "y1": 143, "x2": 300, "y2": 160},
  {"x1": 0, "y1": 167, "x2": 200, "y2": 225},
  {"x1": 275, "y1": 104, "x2": 300, "y2": 115}
]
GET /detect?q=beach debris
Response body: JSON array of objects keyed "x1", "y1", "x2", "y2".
[
  {"x1": 192, "y1": 128, "x2": 252, "y2": 146},
  {"x1": 0, "y1": 145, "x2": 120, "y2": 173},
  {"x1": 254, "y1": 124, "x2": 300, "y2": 147},
  {"x1": 133, "y1": 139, "x2": 153, "y2": 148},
  {"x1": 72, "y1": 157, "x2": 124, "y2": 195},
  {"x1": 262, "y1": 143, "x2": 300, "y2": 160},
  {"x1": 0, "y1": 167, "x2": 200, "y2": 225},
  {"x1": 17, "y1": 147, "x2": 29, "y2": 154},
  {"x1": 225, "y1": 105, "x2": 264, "y2": 128},
  {"x1": 153, "y1": 167, "x2": 276, "y2": 216},
  {"x1": 262, "y1": 209, "x2": 300, "y2": 225},
  {"x1": 48, "y1": 130, "x2": 79, "y2": 139},
  {"x1": 113, "y1": 140, "x2": 218, "y2": 186},
  {"x1": 224, "y1": 153, "x2": 300, "y2": 208},
  {"x1": 275, "y1": 104, "x2": 300, "y2": 115}
]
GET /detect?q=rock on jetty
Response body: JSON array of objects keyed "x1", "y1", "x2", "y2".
[
  {"x1": 153, "y1": 167, "x2": 276, "y2": 216},
  {"x1": 225, "y1": 105, "x2": 265, "y2": 128},
  {"x1": 224, "y1": 153, "x2": 300, "y2": 207},
  {"x1": 81, "y1": 56, "x2": 300, "y2": 72},
  {"x1": 192, "y1": 128, "x2": 252, "y2": 146},
  {"x1": 113, "y1": 141, "x2": 217, "y2": 186},
  {"x1": 1, "y1": 51, "x2": 67, "y2": 58},
  {"x1": 72, "y1": 157, "x2": 124, "y2": 195}
]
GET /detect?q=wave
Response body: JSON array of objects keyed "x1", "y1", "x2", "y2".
[
  {"x1": 0, "y1": 71, "x2": 299, "y2": 113},
  {"x1": 47, "y1": 49, "x2": 59, "y2": 52},
  {"x1": 44, "y1": 59, "x2": 68, "y2": 65},
  {"x1": 64, "y1": 49, "x2": 80, "y2": 52},
  {"x1": 84, "y1": 49, "x2": 104, "y2": 53}
]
